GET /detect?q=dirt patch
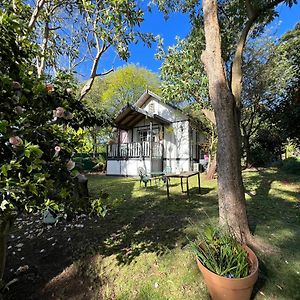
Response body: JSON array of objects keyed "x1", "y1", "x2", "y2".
[
  {"x1": 4, "y1": 213, "x2": 105, "y2": 300},
  {"x1": 37, "y1": 259, "x2": 102, "y2": 300}
]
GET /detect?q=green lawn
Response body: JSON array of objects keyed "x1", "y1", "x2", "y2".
[{"x1": 81, "y1": 168, "x2": 300, "y2": 300}]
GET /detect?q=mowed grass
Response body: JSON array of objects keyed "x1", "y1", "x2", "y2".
[{"x1": 82, "y1": 168, "x2": 300, "y2": 300}]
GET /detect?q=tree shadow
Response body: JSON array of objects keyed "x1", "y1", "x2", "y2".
[
  {"x1": 4, "y1": 175, "x2": 218, "y2": 299},
  {"x1": 244, "y1": 168, "x2": 300, "y2": 300}
]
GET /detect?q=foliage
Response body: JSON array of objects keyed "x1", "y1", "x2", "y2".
[
  {"x1": 24, "y1": 0, "x2": 153, "y2": 76},
  {"x1": 84, "y1": 64, "x2": 161, "y2": 117},
  {"x1": 0, "y1": 3, "x2": 108, "y2": 229},
  {"x1": 190, "y1": 226, "x2": 249, "y2": 278},
  {"x1": 249, "y1": 127, "x2": 282, "y2": 166},
  {"x1": 271, "y1": 22, "x2": 300, "y2": 144},
  {"x1": 156, "y1": 25, "x2": 208, "y2": 105},
  {"x1": 244, "y1": 23, "x2": 300, "y2": 166},
  {"x1": 82, "y1": 64, "x2": 161, "y2": 147},
  {"x1": 283, "y1": 138, "x2": 298, "y2": 159},
  {"x1": 280, "y1": 157, "x2": 300, "y2": 175}
]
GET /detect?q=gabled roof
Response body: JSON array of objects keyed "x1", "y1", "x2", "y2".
[
  {"x1": 134, "y1": 90, "x2": 162, "y2": 108},
  {"x1": 114, "y1": 103, "x2": 171, "y2": 130},
  {"x1": 135, "y1": 90, "x2": 181, "y2": 112}
]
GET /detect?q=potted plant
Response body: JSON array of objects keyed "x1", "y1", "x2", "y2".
[{"x1": 190, "y1": 226, "x2": 258, "y2": 300}]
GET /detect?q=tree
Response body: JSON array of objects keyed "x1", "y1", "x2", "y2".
[
  {"x1": 270, "y1": 22, "x2": 300, "y2": 145},
  {"x1": 156, "y1": 25, "x2": 208, "y2": 106},
  {"x1": 200, "y1": 0, "x2": 297, "y2": 243},
  {"x1": 154, "y1": 0, "x2": 297, "y2": 243},
  {"x1": 12, "y1": 0, "x2": 153, "y2": 99},
  {"x1": 245, "y1": 22, "x2": 300, "y2": 166},
  {"x1": 156, "y1": 26, "x2": 219, "y2": 178},
  {"x1": 85, "y1": 64, "x2": 161, "y2": 118},
  {"x1": 240, "y1": 35, "x2": 276, "y2": 166}
]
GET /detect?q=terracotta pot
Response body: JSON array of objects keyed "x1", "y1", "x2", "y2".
[{"x1": 196, "y1": 245, "x2": 259, "y2": 300}]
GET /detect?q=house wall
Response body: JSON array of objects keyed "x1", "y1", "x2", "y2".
[
  {"x1": 107, "y1": 94, "x2": 207, "y2": 175},
  {"x1": 131, "y1": 120, "x2": 161, "y2": 143},
  {"x1": 136, "y1": 96, "x2": 191, "y2": 173},
  {"x1": 163, "y1": 120, "x2": 190, "y2": 172},
  {"x1": 143, "y1": 97, "x2": 186, "y2": 122},
  {"x1": 106, "y1": 158, "x2": 161, "y2": 176}
]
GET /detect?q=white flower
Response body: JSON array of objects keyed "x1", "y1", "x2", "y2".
[
  {"x1": 46, "y1": 84, "x2": 54, "y2": 93},
  {"x1": 9, "y1": 136, "x2": 23, "y2": 147},
  {"x1": 66, "y1": 160, "x2": 75, "y2": 171},
  {"x1": 54, "y1": 107, "x2": 65, "y2": 118},
  {"x1": 54, "y1": 146, "x2": 61, "y2": 152}
]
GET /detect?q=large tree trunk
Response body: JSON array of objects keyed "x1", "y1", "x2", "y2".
[{"x1": 201, "y1": 0, "x2": 251, "y2": 243}]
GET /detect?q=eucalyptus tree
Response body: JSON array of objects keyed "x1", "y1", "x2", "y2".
[
  {"x1": 201, "y1": 0, "x2": 297, "y2": 244},
  {"x1": 155, "y1": 0, "x2": 298, "y2": 244},
  {"x1": 19, "y1": 0, "x2": 153, "y2": 99}
]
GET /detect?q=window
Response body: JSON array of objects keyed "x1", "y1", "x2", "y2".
[
  {"x1": 138, "y1": 127, "x2": 160, "y2": 142},
  {"x1": 139, "y1": 130, "x2": 148, "y2": 142}
]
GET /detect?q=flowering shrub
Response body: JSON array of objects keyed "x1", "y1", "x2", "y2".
[{"x1": 0, "y1": 4, "x2": 107, "y2": 258}]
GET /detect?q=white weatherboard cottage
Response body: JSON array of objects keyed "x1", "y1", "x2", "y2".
[{"x1": 106, "y1": 90, "x2": 207, "y2": 176}]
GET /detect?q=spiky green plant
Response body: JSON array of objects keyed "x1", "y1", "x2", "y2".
[{"x1": 190, "y1": 226, "x2": 249, "y2": 278}]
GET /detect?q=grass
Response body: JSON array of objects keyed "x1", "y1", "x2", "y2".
[
  {"x1": 6, "y1": 167, "x2": 299, "y2": 299},
  {"x1": 81, "y1": 168, "x2": 300, "y2": 300}
]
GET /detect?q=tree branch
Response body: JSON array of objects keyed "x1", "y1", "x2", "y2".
[
  {"x1": 79, "y1": 27, "x2": 111, "y2": 100},
  {"x1": 231, "y1": 0, "x2": 286, "y2": 109},
  {"x1": 95, "y1": 69, "x2": 114, "y2": 77},
  {"x1": 28, "y1": 0, "x2": 46, "y2": 32},
  {"x1": 37, "y1": 19, "x2": 50, "y2": 77}
]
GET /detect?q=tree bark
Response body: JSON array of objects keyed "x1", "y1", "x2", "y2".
[
  {"x1": 37, "y1": 19, "x2": 50, "y2": 78},
  {"x1": 201, "y1": 0, "x2": 251, "y2": 243},
  {"x1": 244, "y1": 135, "x2": 251, "y2": 168},
  {"x1": 206, "y1": 157, "x2": 216, "y2": 180},
  {"x1": 28, "y1": 0, "x2": 46, "y2": 32}
]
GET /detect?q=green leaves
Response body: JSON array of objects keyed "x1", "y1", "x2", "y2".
[
  {"x1": 84, "y1": 64, "x2": 161, "y2": 119},
  {"x1": 157, "y1": 25, "x2": 208, "y2": 105},
  {"x1": 23, "y1": 142, "x2": 43, "y2": 159},
  {"x1": 191, "y1": 226, "x2": 249, "y2": 278}
]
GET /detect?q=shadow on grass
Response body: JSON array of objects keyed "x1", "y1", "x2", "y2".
[
  {"x1": 5, "y1": 175, "x2": 217, "y2": 299},
  {"x1": 244, "y1": 168, "x2": 300, "y2": 300},
  {"x1": 87, "y1": 177, "x2": 216, "y2": 265}
]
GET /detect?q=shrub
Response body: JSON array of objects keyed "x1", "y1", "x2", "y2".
[{"x1": 281, "y1": 157, "x2": 300, "y2": 175}]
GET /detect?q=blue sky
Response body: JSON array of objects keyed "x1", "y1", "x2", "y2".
[{"x1": 77, "y1": 3, "x2": 300, "y2": 79}]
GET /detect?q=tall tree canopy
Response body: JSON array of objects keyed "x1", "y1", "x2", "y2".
[
  {"x1": 8, "y1": 0, "x2": 153, "y2": 99},
  {"x1": 271, "y1": 22, "x2": 300, "y2": 144}
]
